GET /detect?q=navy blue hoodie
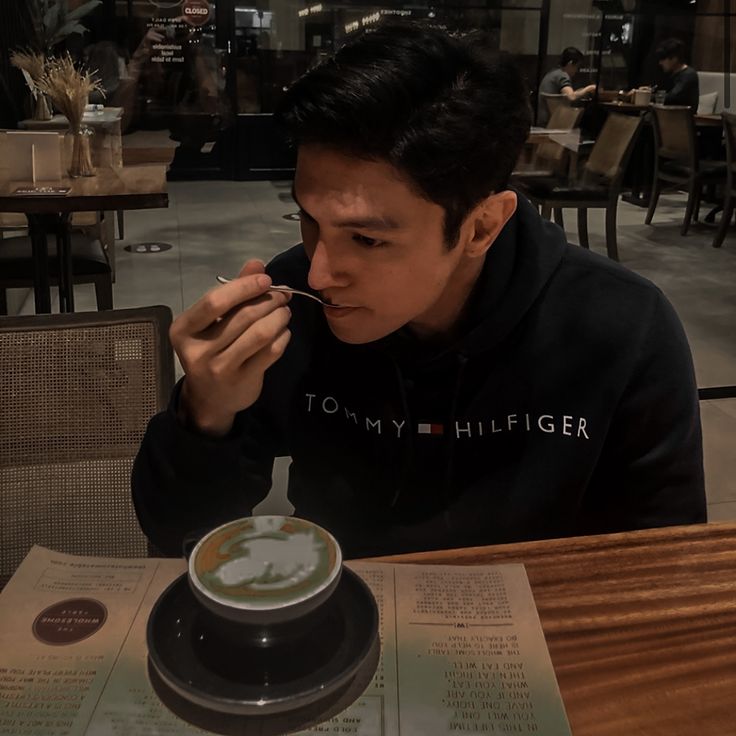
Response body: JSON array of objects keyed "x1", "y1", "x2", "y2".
[{"x1": 132, "y1": 195, "x2": 705, "y2": 558}]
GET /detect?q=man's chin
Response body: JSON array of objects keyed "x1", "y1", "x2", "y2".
[
  {"x1": 326, "y1": 323, "x2": 385, "y2": 345},
  {"x1": 324, "y1": 312, "x2": 396, "y2": 345}
]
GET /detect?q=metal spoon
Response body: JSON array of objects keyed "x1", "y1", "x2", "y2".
[{"x1": 215, "y1": 275, "x2": 349, "y2": 308}]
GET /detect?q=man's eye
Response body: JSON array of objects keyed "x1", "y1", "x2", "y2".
[{"x1": 352, "y1": 234, "x2": 383, "y2": 248}]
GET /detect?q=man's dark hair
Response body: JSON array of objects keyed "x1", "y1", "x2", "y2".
[
  {"x1": 656, "y1": 38, "x2": 687, "y2": 63},
  {"x1": 277, "y1": 21, "x2": 532, "y2": 247},
  {"x1": 559, "y1": 47, "x2": 584, "y2": 67}
]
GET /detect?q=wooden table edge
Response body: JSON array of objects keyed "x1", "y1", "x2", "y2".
[{"x1": 362, "y1": 521, "x2": 731, "y2": 565}]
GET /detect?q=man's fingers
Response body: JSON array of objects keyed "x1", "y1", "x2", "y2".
[
  {"x1": 239, "y1": 327, "x2": 292, "y2": 380},
  {"x1": 206, "y1": 290, "x2": 289, "y2": 350},
  {"x1": 238, "y1": 259, "x2": 266, "y2": 278},
  {"x1": 222, "y1": 305, "x2": 292, "y2": 368},
  {"x1": 175, "y1": 273, "x2": 273, "y2": 335}
]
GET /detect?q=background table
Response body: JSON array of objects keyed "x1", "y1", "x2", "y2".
[
  {"x1": 376, "y1": 523, "x2": 736, "y2": 736},
  {"x1": 0, "y1": 166, "x2": 168, "y2": 313},
  {"x1": 19, "y1": 107, "x2": 124, "y2": 170}
]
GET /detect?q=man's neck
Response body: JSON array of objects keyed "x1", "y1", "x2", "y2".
[{"x1": 407, "y1": 255, "x2": 486, "y2": 343}]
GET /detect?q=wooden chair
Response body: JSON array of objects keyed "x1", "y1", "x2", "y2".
[
  {"x1": 0, "y1": 233, "x2": 113, "y2": 315},
  {"x1": 539, "y1": 92, "x2": 569, "y2": 126},
  {"x1": 547, "y1": 104, "x2": 584, "y2": 131},
  {"x1": 513, "y1": 107, "x2": 586, "y2": 230},
  {"x1": 515, "y1": 112, "x2": 644, "y2": 261},
  {"x1": 645, "y1": 105, "x2": 728, "y2": 236},
  {"x1": 1, "y1": 210, "x2": 116, "y2": 281},
  {"x1": 518, "y1": 106, "x2": 585, "y2": 173},
  {"x1": 0, "y1": 306, "x2": 174, "y2": 589},
  {"x1": 712, "y1": 112, "x2": 736, "y2": 248}
]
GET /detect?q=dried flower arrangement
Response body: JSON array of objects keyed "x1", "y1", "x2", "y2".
[
  {"x1": 37, "y1": 54, "x2": 105, "y2": 176},
  {"x1": 10, "y1": 49, "x2": 52, "y2": 120}
]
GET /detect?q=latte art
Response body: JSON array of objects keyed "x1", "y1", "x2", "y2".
[
  {"x1": 189, "y1": 516, "x2": 342, "y2": 615},
  {"x1": 205, "y1": 533, "x2": 323, "y2": 590}
]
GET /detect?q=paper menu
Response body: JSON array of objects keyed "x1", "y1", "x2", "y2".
[{"x1": 0, "y1": 547, "x2": 570, "y2": 736}]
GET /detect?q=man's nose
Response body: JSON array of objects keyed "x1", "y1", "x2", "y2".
[{"x1": 307, "y1": 240, "x2": 343, "y2": 292}]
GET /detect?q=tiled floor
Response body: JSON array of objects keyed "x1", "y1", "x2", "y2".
[{"x1": 11, "y1": 182, "x2": 736, "y2": 521}]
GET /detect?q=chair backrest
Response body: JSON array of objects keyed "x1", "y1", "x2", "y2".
[
  {"x1": 546, "y1": 105, "x2": 584, "y2": 131},
  {"x1": 534, "y1": 131, "x2": 581, "y2": 173},
  {"x1": 723, "y1": 112, "x2": 736, "y2": 194},
  {"x1": 0, "y1": 306, "x2": 175, "y2": 589},
  {"x1": 650, "y1": 105, "x2": 696, "y2": 165},
  {"x1": 540, "y1": 92, "x2": 568, "y2": 121},
  {"x1": 534, "y1": 106, "x2": 585, "y2": 171},
  {"x1": 584, "y1": 112, "x2": 644, "y2": 186}
]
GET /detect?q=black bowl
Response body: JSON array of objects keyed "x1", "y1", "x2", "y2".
[{"x1": 147, "y1": 566, "x2": 379, "y2": 717}]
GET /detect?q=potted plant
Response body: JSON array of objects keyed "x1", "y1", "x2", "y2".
[
  {"x1": 10, "y1": 1, "x2": 102, "y2": 120},
  {"x1": 30, "y1": 0, "x2": 102, "y2": 55}
]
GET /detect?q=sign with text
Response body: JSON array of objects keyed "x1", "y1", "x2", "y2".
[{"x1": 181, "y1": 0, "x2": 211, "y2": 27}]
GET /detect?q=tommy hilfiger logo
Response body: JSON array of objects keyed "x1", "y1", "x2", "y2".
[{"x1": 305, "y1": 393, "x2": 590, "y2": 440}]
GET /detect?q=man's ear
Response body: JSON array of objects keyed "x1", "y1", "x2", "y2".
[{"x1": 465, "y1": 190, "x2": 518, "y2": 258}]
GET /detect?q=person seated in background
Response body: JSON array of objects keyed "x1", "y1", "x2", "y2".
[
  {"x1": 538, "y1": 47, "x2": 597, "y2": 125},
  {"x1": 84, "y1": 40, "x2": 125, "y2": 105},
  {"x1": 132, "y1": 22, "x2": 705, "y2": 561},
  {"x1": 656, "y1": 38, "x2": 699, "y2": 110}
]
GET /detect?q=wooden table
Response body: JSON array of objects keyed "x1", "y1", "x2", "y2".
[
  {"x1": 375, "y1": 523, "x2": 736, "y2": 735},
  {"x1": 527, "y1": 126, "x2": 579, "y2": 144},
  {"x1": 694, "y1": 113, "x2": 723, "y2": 128},
  {"x1": 602, "y1": 101, "x2": 650, "y2": 114},
  {"x1": 603, "y1": 102, "x2": 724, "y2": 128},
  {"x1": 0, "y1": 166, "x2": 168, "y2": 313}
]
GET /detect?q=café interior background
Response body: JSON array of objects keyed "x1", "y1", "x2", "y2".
[{"x1": 1, "y1": 0, "x2": 735, "y2": 519}]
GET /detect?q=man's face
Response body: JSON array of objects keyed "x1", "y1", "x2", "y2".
[
  {"x1": 293, "y1": 145, "x2": 482, "y2": 345},
  {"x1": 659, "y1": 57, "x2": 677, "y2": 74}
]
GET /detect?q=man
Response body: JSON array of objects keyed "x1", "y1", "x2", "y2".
[
  {"x1": 132, "y1": 22, "x2": 705, "y2": 560},
  {"x1": 656, "y1": 38, "x2": 699, "y2": 109},
  {"x1": 538, "y1": 47, "x2": 597, "y2": 126}
]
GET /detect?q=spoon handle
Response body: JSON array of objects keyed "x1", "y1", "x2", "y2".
[
  {"x1": 267, "y1": 284, "x2": 325, "y2": 304},
  {"x1": 215, "y1": 276, "x2": 346, "y2": 308}
]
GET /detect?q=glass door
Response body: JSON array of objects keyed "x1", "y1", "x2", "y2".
[{"x1": 113, "y1": 0, "x2": 236, "y2": 178}]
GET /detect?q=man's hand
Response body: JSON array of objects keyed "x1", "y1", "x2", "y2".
[{"x1": 171, "y1": 260, "x2": 292, "y2": 437}]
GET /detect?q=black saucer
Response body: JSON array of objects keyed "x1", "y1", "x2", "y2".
[{"x1": 147, "y1": 567, "x2": 379, "y2": 718}]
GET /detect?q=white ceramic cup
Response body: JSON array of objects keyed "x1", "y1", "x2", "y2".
[{"x1": 188, "y1": 516, "x2": 343, "y2": 626}]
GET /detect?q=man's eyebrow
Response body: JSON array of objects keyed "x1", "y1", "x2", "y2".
[{"x1": 291, "y1": 184, "x2": 402, "y2": 230}]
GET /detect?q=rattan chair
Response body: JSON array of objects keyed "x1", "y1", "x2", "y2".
[
  {"x1": 515, "y1": 112, "x2": 644, "y2": 261},
  {"x1": 645, "y1": 105, "x2": 728, "y2": 236},
  {"x1": 0, "y1": 306, "x2": 174, "y2": 589},
  {"x1": 713, "y1": 112, "x2": 736, "y2": 248}
]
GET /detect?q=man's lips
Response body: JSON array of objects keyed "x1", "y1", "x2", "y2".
[{"x1": 320, "y1": 295, "x2": 356, "y2": 309}]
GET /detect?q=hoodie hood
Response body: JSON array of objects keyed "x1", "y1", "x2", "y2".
[
  {"x1": 380, "y1": 191, "x2": 568, "y2": 369},
  {"x1": 458, "y1": 192, "x2": 567, "y2": 356}
]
